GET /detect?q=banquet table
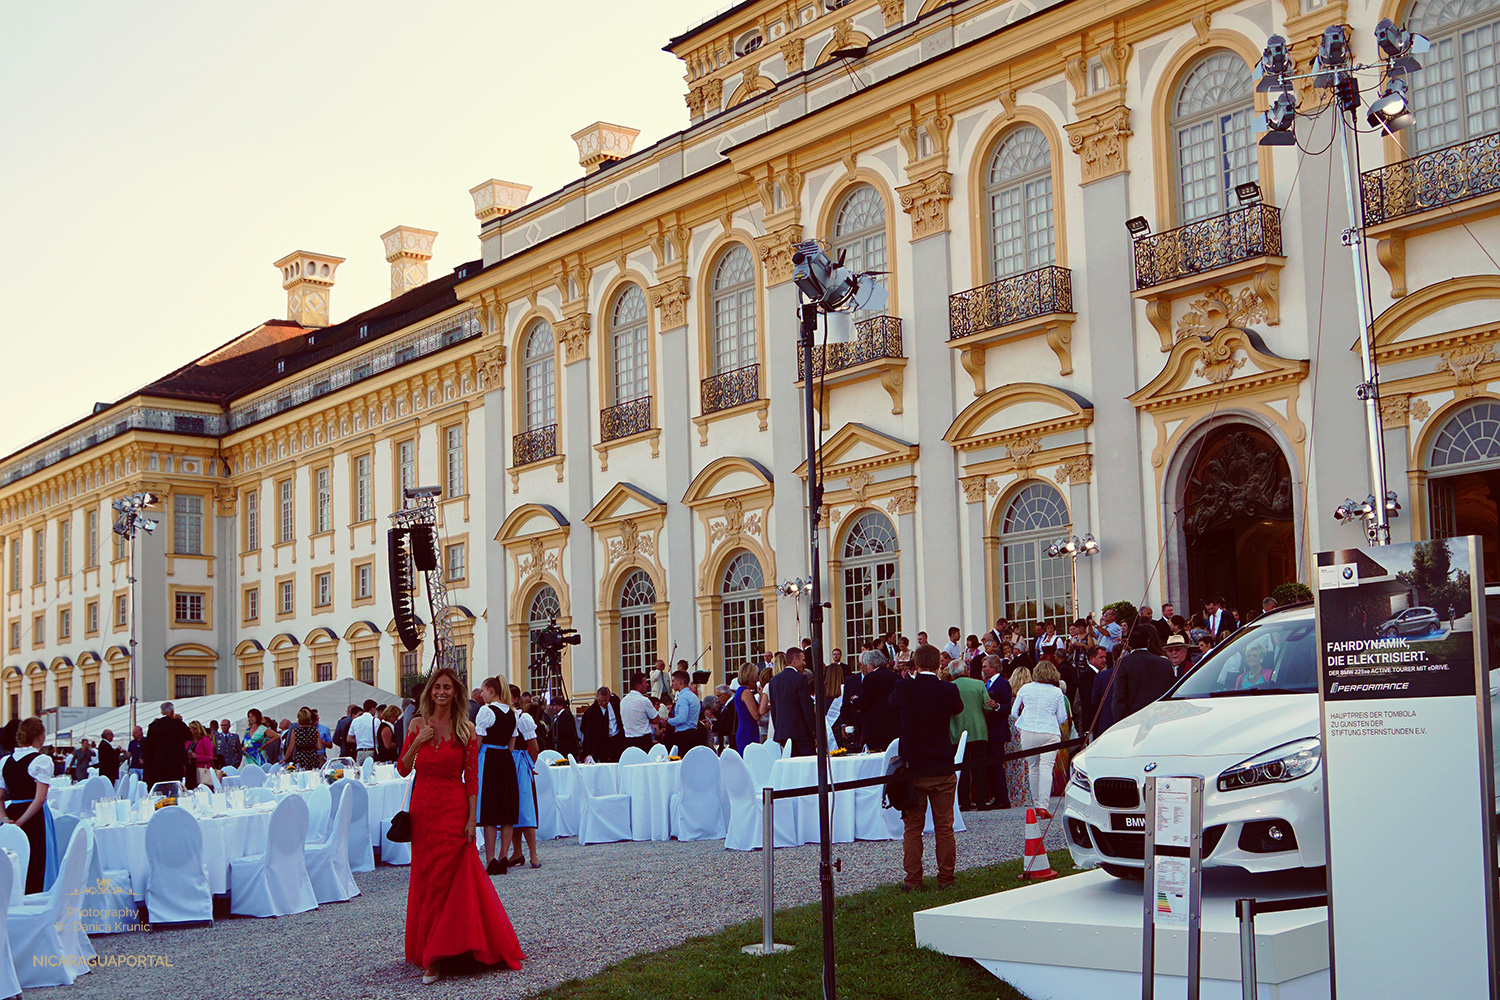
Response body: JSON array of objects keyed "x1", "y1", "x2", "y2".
[
  {"x1": 767, "y1": 752, "x2": 892, "y2": 847},
  {"x1": 92, "y1": 805, "x2": 275, "y2": 901},
  {"x1": 47, "y1": 782, "x2": 90, "y2": 818},
  {"x1": 617, "y1": 760, "x2": 683, "y2": 842},
  {"x1": 548, "y1": 761, "x2": 621, "y2": 801}
]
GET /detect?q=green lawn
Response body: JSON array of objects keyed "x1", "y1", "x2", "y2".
[{"x1": 528, "y1": 853, "x2": 1078, "y2": 1000}]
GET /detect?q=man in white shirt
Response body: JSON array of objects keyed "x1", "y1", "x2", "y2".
[
  {"x1": 346, "y1": 698, "x2": 380, "y2": 764},
  {"x1": 941, "y1": 626, "x2": 965, "y2": 665},
  {"x1": 619, "y1": 672, "x2": 659, "y2": 752}
]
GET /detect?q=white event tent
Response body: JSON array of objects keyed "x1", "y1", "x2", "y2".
[{"x1": 67, "y1": 679, "x2": 402, "y2": 742}]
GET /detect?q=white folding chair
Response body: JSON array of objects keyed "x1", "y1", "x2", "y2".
[
  {"x1": 229, "y1": 794, "x2": 318, "y2": 918},
  {"x1": 0, "y1": 855, "x2": 21, "y2": 998},
  {"x1": 10, "y1": 825, "x2": 95, "y2": 987},
  {"x1": 570, "y1": 758, "x2": 632, "y2": 845},
  {"x1": 551, "y1": 757, "x2": 581, "y2": 838},
  {"x1": 536, "y1": 749, "x2": 563, "y2": 768},
  {"x1": 927, "y1": 730, "x2": 967, "y2": 835},
  {"x1": 0, "y1": 824, "x2": 29, "y2": 902},
  {"x1": 222, "y1": 765, "x2": 239, "y2": 776},
  {"x1": 305, "y1": 791, "x2": 359, "y2": 904},
  {"x1": 619, "y1": 745, "x2": 649, "y2": 766},
  {"x1": 719, "y1": 749, "x2": 763, "y2": 851},
  {"x1": 359, "y1": 757, "x2": 374, "y2": 783},
  {"x1": 144, "y1": 806, "x2": 213, "y2": 925},
  {"x1": 62, "y1": 821, "x2": 136, "y2": 934},
  {"x1": 742, "y1": 742, "x2": 775, "y2": 789},
  {"x1": 649, "y1": 743, "x2": 669, "y2": 761},
  {"x1": 239, "y1": 766, "x2": 267, "y2": 788},
  {"x1": 533, "y1": 761, "x2": 562, "y2": 841},
  {"x1": 670, "y1": 746, "x2": 725, "y2": 841},
  {"x1": 781, "y1": 739, "x2": 793, "y2": 758},
  {"x1": 329, "y1": 778, "x2": 374, "y2": 873},
  {"x1": 303, "y1": 782, "x2": 333, "y2": 842}
]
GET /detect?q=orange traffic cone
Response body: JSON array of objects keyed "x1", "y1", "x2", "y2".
[{"x1": 1020, "y1": 807, "x2": 1057, "y2": 881}]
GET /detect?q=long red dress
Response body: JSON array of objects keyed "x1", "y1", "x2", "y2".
[{"x1": 398, "y1": 729, "x2": 526, "y2": 970}]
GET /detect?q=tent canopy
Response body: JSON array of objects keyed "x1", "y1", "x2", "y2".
[{"x1": 70, "y1": 679, "x2": 404, "y2": 742}]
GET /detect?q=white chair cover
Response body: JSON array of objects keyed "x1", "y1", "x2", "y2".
[
  {"x1": 536, "y1": 749, "x2": 563, "y2": 767},
  {"x1": 781, "y1": 740, "x2": 793, "y2": 759},
  {"x1": 10, "y1": 825, "x2": 96, "y2": 987},
  {"x1": 229, "y1": 794, "x2": 318, "y2": 918},
  {"x1": 129, "y1": 776, "x2": 148, "y2": 803},
  {"x1": 144, "y1": 806, "x2": 212, "y2": 925},
  {"x1": 303, "y1": 782, "x2": 333, "y2": 842},
  {"x1": 239, "y1": 766, "x2": 267, "y2": 788},
  {"x1": 720, "y1": 749, "x2": 763, "y2": 851},
  {"x1": 52, "y1": 814, "x2": 81, "y2": 857},
  {"x1": 551, "y1": 757, "x2": 581, "y2": 837},
  {"x1": 533, "y1": 760, "x2": 562, "y2": 841},
  {"x1": 221, "y1": 774, "x2": 243, "y2": 790},
  {"x1": 0, "y1": 854, "x2": 21, "y2": 999},
  {"x1": 879, "y1": 741, "x2": 905, "y2": 839},
  {"x1": 245, "y1": 787, "x2": 275, "y2": 805},
  {"x1": 359, "y1": 757, "x2": 374, "y2": 782},
  {"x1": 79, "y1": 775, "x2": 113, "y2": 814},
  {"x1": 926, "y1": 730, "x2": 967, "y2": 835},
  {"x1": 114, "y1": 772, "x2": 130, "y2": 796},
  {"x1": 570, "y1": 758, "x2": 632, "y2": 845},
  {"x1": 670, "y1": 746, "x2": 725, "y2": 841},
  {"x1": 63, "y1": 821, "x2": 136, "y2": 934},
  {"x1": 305, "y1": 791, "x2": 359, "y2": 904},
  {"x1": 649, "y1": 743, "x2": 669, "y2": 761},
  {"x1": 742, "y1": 742, "x2": 775, "y2": 789},
  {"x1": 0, "y1": 824, "x2": 29, "y2": 901},
  {"x1": 619, "y1": 745, "x2": 649, "y2": 766},
  {"x1": 222, "y1": 765, "x2": 239, "y2": 776},
  {"x1": 329, "y1": 778, "x2": 374, "y2": 872}
]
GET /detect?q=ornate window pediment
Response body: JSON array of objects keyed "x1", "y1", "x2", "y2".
[{"x1": 1129, "y1": 326, "x2": 1308, "y2": 412}]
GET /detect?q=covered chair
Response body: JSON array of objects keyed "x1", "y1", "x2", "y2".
[
  {"x1": 669, "y1": 746, "x2": 725, "y2": 841},
  {"x1": 619, "y1": 745, "x2": 649, "y2": 766},
  {"x1": 58, "y1": 820, "x2": 136, "y2": 934},
  {"x1": 533, "y1": 760, "x2": 563, "y2": 841},
  {"x1": 305, "y1": 790, "x2": 359, "y2": 904},
  {"x1": 329, "y1": 778, "x2": 374, "y2": 873},
  {"x1": 720, "y1": 749, "x2": 763, "y2": 851},
  {"x1": 551, "y1": 756, "x2": 582, "y2": 838},
  {"x1": 245, "y1": 787, "x2": 275, "y2": 805},
  {"x1": 239, "y1": 765, "x2": 267, "y2": 788},
  {"x1": 0, "y1": 824, "x2": 29, "y2": 905},
  {"x1": 9, "y1": 824, "x2": 95, "y2": 987},
  {"x1": 742, "y1": 741, "x2": 776, "y2": 789},
  {"x1": 229, "y1": 794, "x2": 318, "y2": 918},
  {"x1": 570, "y1": 758, "x2": 632, "y2": 845},
  {"x1": 649, "y1": 743, "x2": 669, "y2": 761},
  {"x1": 79, "y1": 775, "x2": 114, "y2": 814},
  {"x1": 536, "y1": 749, "x2": 563, "y2": 767},
  {"x1": 926, "y1": 730, "x2": 967, "y2": 835},
  {"x1": 0, "y1": 856, "x2": 21, "y2": 998},
  {"x1": 303, "y1": 782, "x2": 333, "y2": 842},
  {"x1": 144, "y1": 806, "x2": 212, "y2": 925}
]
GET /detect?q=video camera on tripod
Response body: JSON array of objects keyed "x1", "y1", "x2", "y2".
[{"x1": 530, "y1": 618, "x2": 581, "y2": 652}]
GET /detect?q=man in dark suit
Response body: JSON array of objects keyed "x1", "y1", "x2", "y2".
[
  {"x1": 1089, "y1": 646, "x2": 1117, "y2": 735},
  {"x1": 857, "y1": 649, "x2": 901, "y2": 752},
  {"x1": 768, "y1": 646, "x2": 818, "y2": 756},
  {"x1": 980, "y1": 655, "x2": 1013, "y2": 809},
  {"x1": 1112, "y1": 626, "x2": 1177, "y2": 724},
  {"x1": 143, "y1": 702, "x2": 190, "y2": 788},
  {"x1": 833, "y1": 664, "x2": 863, "y2": 750},
  {"x1": 891, "y1": 644, "x2": 964, "y2": 890},
  {"x1": 579, "y1": 686, "x2": 625, "y2": 762},
  {"x1": 1204, "y1": 597, "x2": 1234, "y2": 642},
  {"x1": 549, "y1": 695, "x2": 581, "y2": 758},
  {"x1": 96, "y1": 729, "x2": 122, "y2": 783}
]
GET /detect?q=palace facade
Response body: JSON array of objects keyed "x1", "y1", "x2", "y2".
[{"x1": 4, "y1": 0, "x2": 1499, "y2": 719}]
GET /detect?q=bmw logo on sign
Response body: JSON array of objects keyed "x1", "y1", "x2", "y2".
[{"x1": 1144, "y1": 762, "x2": 1157, "y2": 772}]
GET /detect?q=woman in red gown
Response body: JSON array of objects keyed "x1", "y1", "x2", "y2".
[{"x1": 398, "y1": 666, "x2": 526, "y2": 983}]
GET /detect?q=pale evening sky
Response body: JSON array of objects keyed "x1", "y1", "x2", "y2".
[{"x1": 0, "y1": 0, "x2": 716, "y2": 458}]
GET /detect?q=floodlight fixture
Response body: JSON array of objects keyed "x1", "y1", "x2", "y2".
[
  {"x1": 1332, "y1": 498, "x2": 1362, "y2": 522},
  {"x1": 1126, "y1": 216, "x2": 1151, "y2": 238},
  {"x1": 1236, "y1": 181, "x2": 1263, "y2": 205},
  {"x1": 1256, "y1": 35, "x2": 1292, "y2": 90},
  {"x1": 1315, "y1": 24, "x2": 1351, "y2": 87},
  {"x1": 403, "y1": 485, "x2": 442, "y2": 500},
  {"x1": 1259, "y1": 92, "x2": 1299, "y2": 146},
  {"x1": 1375, "y1": 16, "x2": 1429, "y2": 74},
  {"x1": 1367, "y1": 77, "x2": 1414, "y2": 133},
  {"x1": 1383, "y1": 491, "x2": 1403, "y2": 515},
  {"x1": 1079, "y1": 534, "x2": 1100, "y2": 556}
]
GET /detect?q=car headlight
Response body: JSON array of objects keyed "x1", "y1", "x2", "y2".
[
  {"x1": 1070, "y1": 763, "x2": 1091, "y2": 795},
  {"x1": 1217, "y1": 738, "x2": 1320, "y2": 792}
]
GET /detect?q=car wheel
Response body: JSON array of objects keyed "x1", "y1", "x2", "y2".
[{"x1": 1100, "y1": 863, "x2": 1145, "y2": 880}]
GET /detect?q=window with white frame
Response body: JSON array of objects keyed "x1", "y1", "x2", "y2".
[
  {"x1": 8, "y1": 538, "x2": 19, "y2": 590},
  {"x1": 116, "y1": 594, "x2": 128, "y2": 628},
  {"x1": 1171, "y1": 51, "x2": 1258, "y2": 224},
  {"x1": 830, "y1": 184, "x2": 888, "y2": 318},
  {"x1": 316, "y1": 662, "x2": 333, "y2": 682},
  {"x1": 1407, "y1": 0, "x2": 1500, "y2": 152},
  {"x1": 357, "y1": 656, "x2": 375, "y2": 684},
  {"x1": 58, "y1": 608, "x2": 70, "y2": 640},
  {"x1": 246, "y1": 488, "x2": 260, "y2": 550},
  {"x1": 316, "y1": 572, "x2": 332, "y2": 607},
  {"x1": 280, "y1": 667, "x2": 295, "y2": 687},
  {"x1": 618, "y1": 570, "x2": 658, "y2": 680},
  {"x1": 86, "y1": 601, "x2": 98, "y2": 634},
  {"x1": 609, "y1": 285, "x2": 650, "y2": 405},
  {"x1": 527, "y1": 585, "x2": 563, "y2": 693},
  {"x1": 986, "y1": 125, "x2": 1056, "y2": 280},
  {"x1": 173, "y1": 494, "x2": 203, "y2": 555},
  {"x1": 280, "y1": 580, "x2": 294, "y2": 615},
  {"x1": 841, "y1": 511, "x2": 901, "y2": 650},
  {"x1": 999, "y1": 482, "x2": 1073, "y2": 635},
  {"x1": 245, "y1": 587, "x2": 259, "y2": 622},
  {"x1": 719, "y1": 551, "x2": 766, "y2": 681},
  {"x1": 398, "y1": 440, "x2": 416, "y2": 497},
  {"x1": 315, "y1": 468, "x2": 331, "y2": 533},
  {"x1": 445, "y1": 542, "x2": 466, "y2": 583},
  {"x1": 400, "y1": 650, "x2": 419, "y2": 677},
  {"x1": 278, "y1": 479, "x2": 294, "y2": 543},
  {"x1": 710, "y1": 245, "x2": 757, "y2": 374},
  {"x1": 86, "y1": 510, "x2": 98, "y2": 568},
  {"x1": 33, "y1": 529, "x2": 44, "y2": 585},
  {"x1": 355, "y1": 455, "x2": 372, "y2": 522},
  {"x1": 445, "y1": 425, "x2": 464, "y2": 497},
  {"x1": 245, "y1": 671, "x2": 260, "y2": 691},
  {"x1": 523, "y1": 320, "x2": 556, "y2": 430},
  {"x1": 57, "y1": 519, "x2": 71, "y2": 575},
  {"x1": 174, "y1": 592, "x2": 205, "y2": 624},
  {"x1": 357, "y1": 563, "x2": 372, "y2": 600}
]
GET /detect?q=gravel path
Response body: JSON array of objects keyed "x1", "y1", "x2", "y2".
[{"x1": 34, "y1": 806, "x2": 1067, "y2": 999}]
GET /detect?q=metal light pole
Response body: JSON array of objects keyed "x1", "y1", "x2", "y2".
[{"x1": 111, "y1": 492, "x2": 158, "y2": 735}]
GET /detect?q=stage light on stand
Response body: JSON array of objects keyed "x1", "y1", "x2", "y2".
[
  {"x1": 1256, "y1": 34, "x2": 1292, "y2": 89},
  {"x1": 1314, "y1": 24, "x2": 1351, "y2": 87},
  {"x1": 1368, "y1": 78, "x2": 1414, "y2": 134},
  {"x1": 1259, "y1": 91, "x2": 1299, "y2": 146},
  {"x1": 1126, "y1": 216, "x2": 1151, "y2": 238},
  {"x1": 1080, "y1": 534, "x2": 1100, "y2": 556}
]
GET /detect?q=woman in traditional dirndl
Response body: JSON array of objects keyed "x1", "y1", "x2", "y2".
[{"x1": 474, "y1": 677, "x2": 519, "y2": 876}]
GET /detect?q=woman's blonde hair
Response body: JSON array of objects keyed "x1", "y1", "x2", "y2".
[
  {"x1": 296, "y1": 707, "x2": 312, "y2": 726},
  {"x1": 419, "y1": 667, "x2": 476, "y2": 745},
  {"x1": 189, "y1": 721, "x2": 206, "y2": 740},
  {"x1": 738, "y1": 661, "x2": 759, "y2": 687},
  {"x1": 1009, "y1": 666, "x2": 1033, "y2": 695},
  {"x1": 382, "y1": 705, "x2": 401, "y2": 722},
  {"x1": 1033, "y1": 662, "x2": 1061, "y2": 687},
  {"x1": 758, "y1": 666, "x2": 773, "y2": 687},
  {"x1": 823, "y1": 661, "x2": 844, "y2": 699}
]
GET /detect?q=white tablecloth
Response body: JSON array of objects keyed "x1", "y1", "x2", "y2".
[
  {"x1": 768, "y1": 753, "x2": 891, "y2": 846},
  {"x1": 617, "y1": 760, "x2": 682, "y2": 842},
  {"x1": 549, "y1": 762, "x2": 621, "y2": 801},
  {"x1": 92, "y1": 807, "x2": 275, "y2": 901},
  {"x1": 47, "y1": 783, "x2": 89, "y2": 818}
]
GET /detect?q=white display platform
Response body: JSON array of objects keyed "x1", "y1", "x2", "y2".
[{"x1": 914, "y1": 868, "x2": 1330, "y2": 1000}]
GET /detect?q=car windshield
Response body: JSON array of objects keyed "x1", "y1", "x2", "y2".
[{"x1": 1168, "y1": 615, "x2": 1317, "y2": 698}]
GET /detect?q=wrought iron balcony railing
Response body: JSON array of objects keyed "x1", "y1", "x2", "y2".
[
  {"x1": 600, "y1": 396, "x2": 652, "y2": 443},
  {"x1": 1361, "y1": 131, "x2": 1500, "y2": 227},
  {"x1": 701, "y1": 363, "x2": 760, "y2": 415},
  {"x1": 1132, "y1": 203, "x2": 1282, "y2": 291},
  {"x1": 512, "y1": 424, "x2": 557, "y2": 466},
  {"x1": 949, "y1": 265, "x2": 1073, "y2": 340},
  {"x1": 797, "y1": 316, "x2": 904, "y2": 380}
]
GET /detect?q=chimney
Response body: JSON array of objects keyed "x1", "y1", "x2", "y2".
[
  {"x1": 571, "y1": 122, "x2": 641, "y2": 174},
  {"x1": 381, "y1": 226, "x2": 437, "y2": 299},
  {"x1": 469, "y1": 180, "x2": 532, "y2": 224},
  {"x1": 274, "y1": 250, "x2": 344, "y2": 327}
]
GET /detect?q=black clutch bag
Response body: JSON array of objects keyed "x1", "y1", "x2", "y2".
[{"x1": 386, "y1": 810, "x2": 412, "y2": 843}]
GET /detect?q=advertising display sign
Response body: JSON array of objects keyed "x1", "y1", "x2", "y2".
[
  {"x1": 1315, "y1": 538, "x2": 1497, "y2": 999},
  {"x1": 1140, "y1": 776, "x2": 1202, "y2": 1000}
]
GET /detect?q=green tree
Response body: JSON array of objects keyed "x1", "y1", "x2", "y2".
[
  {"x1": 1397, "y1": 539, "x2": 1454, "y2": 606},
  {"x1": 1270, "y1": 581, "x2": 1313, "y2": 605}
]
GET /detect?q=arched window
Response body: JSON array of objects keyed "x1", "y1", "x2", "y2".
[
  {"x1": 841, "y1": 511, "x2": 900, "y2": 649},
  {"x1": 1427, "y1": 400, "x2": 1500, "y2": 579},
  {"x1": 618, "y1": 569, "x2": 658, "y2": 680},
  {"x1": 1171, "y1": 51, "x2": 1258, "y2": 224},
  {"x1": 526, "y1": 585, "x2": 562, "y2": 694},
  {"x1": 1000, "y1": 483, "x2": 1072, "y2": 634},
  {"x1": 710, "y1": 245, "x2": 757, "y2": 374},
  {"x1": 1407, "y1": 0, "x2": 1500, "y2": 152},
  {"x1": 986, "y1": 125, "x2": 1055, "y2": 280},
  {"x1": 522, "y1": 320, "x2": 555, "y2": 431},
  {"x1": 719, "y1": 551, "x2": 766, "y2": 680},
  {"x1": 831, "y1": 184, "x2": 888, "y2": 316},
  {"x1": 609, "y1": 285, "x2": 650, "y2": 406}
]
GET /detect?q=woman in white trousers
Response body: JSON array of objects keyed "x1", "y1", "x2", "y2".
[{"x1": 1009, "y1": 661, "x2": 1071, "y2": 818}]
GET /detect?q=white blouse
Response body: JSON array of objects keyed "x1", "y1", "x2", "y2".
[
  {"x1": 3, "y1": 749, "x2": 52, "y2": 799},
  {"x1": 1010, "y1": 682, "x2": 1071, "y2": 737}
]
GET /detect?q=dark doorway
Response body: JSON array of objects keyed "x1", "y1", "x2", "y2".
[
  {"x1": 1182, "y1": 425, "x2": 1295, "y2": 622},
  {"x1": 1428, "y1": 470, "x2": 1500, "y2": 585}
]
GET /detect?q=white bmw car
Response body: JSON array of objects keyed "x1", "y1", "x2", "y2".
[{"x1": 1064, "y1": 603, "x2": 1498, "y2": 877}]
